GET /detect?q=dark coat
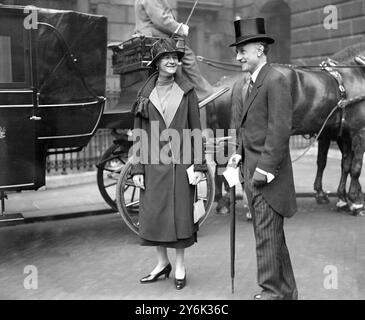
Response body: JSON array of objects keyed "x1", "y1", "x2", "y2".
[
  {"x1": 238, "y1": 64, "x2": 297, "y2": 217},
  {"x1": 130, "y1": 72, "x2": 206, "y2": 242}
]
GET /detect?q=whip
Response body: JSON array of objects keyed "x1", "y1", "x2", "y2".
[{"x1": 173, "y1": 0, "x2": 199, "y2": 35}]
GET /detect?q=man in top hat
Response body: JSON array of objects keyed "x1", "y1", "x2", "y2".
[
  {"x1": 133, "y1": 0, "x2": 220, "y2": 102},
  {"x1": 228, "y1": 17, "x2": 298, "y2": 300}
]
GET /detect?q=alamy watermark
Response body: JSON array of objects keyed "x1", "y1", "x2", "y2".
[
  {"x1": 323, "y1": 265, "x2": 338, "y2": 290},
  {"x1": 323, "y1": 5, "x2": 338, "y2": 30},
  {"x1": 128, "y1": 123, "x2": 237, "y2": 173},
  {"x1": 23, "y1": 5, "x2": 38, "y2": 30},
  {"x1": 23, "y1": 265, "x2": 38, "y2": 290}
]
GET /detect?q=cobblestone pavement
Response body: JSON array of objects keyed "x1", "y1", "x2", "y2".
[{"x1": 0, "y1": 198, "x2": 364, "y2": 300}]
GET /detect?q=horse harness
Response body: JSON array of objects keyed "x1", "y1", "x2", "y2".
[
  {"x1": 320, "y1": 58, "x2": 348, "y2": 137},
  {"x1": 319, "y1": 56, "x2": 365, "y2": 139}
]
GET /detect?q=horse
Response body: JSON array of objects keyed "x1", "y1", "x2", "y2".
[
  {"x1": 205, "y1": 43, "x2": 365, "y2": 216},
  {"x1": 312, "y1": 44, "x2": 365, "y2": 214}
]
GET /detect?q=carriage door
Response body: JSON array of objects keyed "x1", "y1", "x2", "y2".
[{"x1": 0, "y1": 9, "x2": 37, "y2": 191}]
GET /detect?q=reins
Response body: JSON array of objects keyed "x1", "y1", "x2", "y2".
[
  {"x1": 197, "y1": 57, "x2": 365, "y2": 72},
  {"x1": 197, "y1": 56, "x2": 242, "y2": 72},
  {"x1": 291, "y1": 94, "x2": 365, "y2": 163},
  {"x1": 291, "y1": 101, "x2": 341, "y2": 163},
  {"x1": 291, "y1": 60, "x2": 365, "y2": 162},
  {"x1": 281, "y1": 64, "x2": 365, "y2": 69}
]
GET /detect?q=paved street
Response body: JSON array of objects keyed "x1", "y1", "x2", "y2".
[
  {"x1": 0, "y1": 151, "x2": 364, "y2": 300},
  {"x1": 0, "y1": 197, "x2": 364, "y2": 300}
]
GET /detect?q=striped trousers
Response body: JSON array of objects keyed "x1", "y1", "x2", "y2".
[{"x1": 244, "y1": 179, "x2": 298, "y2": 300}]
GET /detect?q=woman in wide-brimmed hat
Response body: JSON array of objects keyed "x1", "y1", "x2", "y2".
[{"x1": 130, "y1": 38, "x2": 207, "y2": 290}]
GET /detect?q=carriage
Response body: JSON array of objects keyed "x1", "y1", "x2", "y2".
[{"x1": 0, "y1": 5, "x2": 215, "y2": 231}]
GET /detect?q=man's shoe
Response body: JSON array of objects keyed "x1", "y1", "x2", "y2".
[
  {"x1": 253, "y1": 292, "x2": 280, "y2": 300},
  {"x1": 254, "y1": 293, "x2": 262, "y2": 300}
]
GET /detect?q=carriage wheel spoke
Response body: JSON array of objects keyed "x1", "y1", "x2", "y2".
[
  {"x1": 104, "y1": 167, "x2": 122, "y2": 174},
  {"x1": 126, "y1": 200, "x2": 139, "y2": 208},
  {"x1": 131, "y1": 187, "x2": 137, "y2": 201},
  {"x1": 117, "y1": 161, "x2": 214, "y2": 236},
  {"x1": 104, "y1": 182, "x2": 117, "y2": 189}
]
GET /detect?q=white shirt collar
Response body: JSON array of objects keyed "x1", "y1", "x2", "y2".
[{"x1": 250, "y1": 62, "x2": 266, "y2": 83}]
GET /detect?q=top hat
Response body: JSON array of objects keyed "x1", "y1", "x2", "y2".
[
  {"x1": 148, "y1": 38, "x2": 185, "y2": 67},
  {"x1": 229, "y1": 17, "x2": 274, "y2": 47}
]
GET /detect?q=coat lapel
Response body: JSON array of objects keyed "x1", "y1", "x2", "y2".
[
  {"x1": 239, "y1": 64, "x2": 271, "y2": 125},
  {"x1": 149, "y1": 83, "x2": 184, "y2": 128},
  {"x1": 164, "y1": 82, "x2": 184, "y2": 128},
  {"x1": 149, "y1": 88, "x2": 165, "y2": 122}
]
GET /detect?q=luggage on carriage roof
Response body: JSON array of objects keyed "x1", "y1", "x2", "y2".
[
  {"x1": 108, "y1": 35, "x2": 185, "y2": 75},
  {"x1": 108, "y1": 36, "x2": 159, "y2": 75}
]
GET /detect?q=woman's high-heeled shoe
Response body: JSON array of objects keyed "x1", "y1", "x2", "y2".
[
  {"x1": 175, "y1": 274, "x2": 186, "y2": 290},
  {"x1": 140, "y1": 263, "x2": 172, "y2": 283}
]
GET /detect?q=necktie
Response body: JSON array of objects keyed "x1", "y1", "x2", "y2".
[
  {"x1": 248, "y1": 78, "x2": 254, "y2": 96},
  {"x1": 245, "y1": 78, "x2": 254, "y2": 101}
]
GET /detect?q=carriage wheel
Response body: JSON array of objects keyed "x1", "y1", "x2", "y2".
[
  {"x1": 96, "y1": 143, "x2": 127, "y2": 210},
  {"x1": 116, "y1": 159, "x2": 216, "y2": 235}
]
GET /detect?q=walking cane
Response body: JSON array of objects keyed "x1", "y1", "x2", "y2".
[{"x1": 230, "y1": 185, "x2": 236, "y2": 293}]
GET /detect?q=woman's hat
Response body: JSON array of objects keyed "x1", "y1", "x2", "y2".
[
  {"x1": 148, "y1": 38, "x2": 185, "y2": 67},
  {"x1": 229, "y1": 17, "x2": 275, "y2": 47}
]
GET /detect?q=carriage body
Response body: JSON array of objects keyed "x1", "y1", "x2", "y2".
[{"x1": 0, "y1": 5, "x2": 107, "y2": 192}]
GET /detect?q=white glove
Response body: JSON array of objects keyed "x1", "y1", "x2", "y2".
[
  {"x1": 180, "y1": 23, "x2": 189, "y2": 37},
  {"x1": 192, "y1": 171, "x2": 204, "y2": 185},
  {"x1": 227, "y1": 154, "x2": 242, "y2": 168},
  {"x1": 132, "y1": 174, "x2": 145, "y2": 190}
]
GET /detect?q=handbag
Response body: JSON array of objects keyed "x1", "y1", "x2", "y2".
[{"x1": 193, "y1": 186, "x2": 205, "y2": 224}]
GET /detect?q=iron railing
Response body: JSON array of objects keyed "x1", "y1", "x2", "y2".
[
  {"x1": 46, "y1": 129, "x2": 114, "y2": 175},
  {"x1": 46, "y1": 132, "x2": 314, "y2": 176}
]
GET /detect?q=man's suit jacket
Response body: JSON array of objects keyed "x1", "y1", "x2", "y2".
[{"x1": 238, "y1": 64, "x2": 297, "y2": 217}]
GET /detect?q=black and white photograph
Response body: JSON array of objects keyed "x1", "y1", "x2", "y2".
[{"x1": 0, "y1": 0, "x2": 365, "y2": 305}]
